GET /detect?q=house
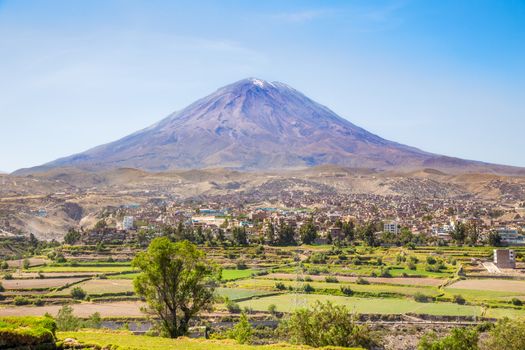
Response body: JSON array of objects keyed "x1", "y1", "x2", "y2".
[{"x1": 494, "y1": 249, "x2": 516, "y2": 269}]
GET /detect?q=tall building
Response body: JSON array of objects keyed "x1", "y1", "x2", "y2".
[
  {"x1": 494, "y1": 249, "x2": 516, "y2": 269},
  {"x1": 122, "y1": 216, "x2": 135, "y2": 230},
  {"x1": 384, "y1": 221, "x2": 400, "y2": 234}
]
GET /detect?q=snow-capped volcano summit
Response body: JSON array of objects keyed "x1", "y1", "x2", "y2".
[{"x1": 15, "y1": 78, "x2": 525, "y2": 175}]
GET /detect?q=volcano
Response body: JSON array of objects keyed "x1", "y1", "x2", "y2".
[{"x1": 15, "y1": 78, "x2": 524, "y2": 175}]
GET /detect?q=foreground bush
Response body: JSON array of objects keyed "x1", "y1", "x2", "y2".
[
  {"x1": 0, "y1": 316, "x2": 56, "y2": 348},
  {"x1": 280, "y1": 301, "x2": 376, "y2": 349},
  {"x1": 481, "y1": 317, "x2": 525, "y2": 350},
  {"x1": 418, "y1": 327, "x2": 479, "y2": 350}
]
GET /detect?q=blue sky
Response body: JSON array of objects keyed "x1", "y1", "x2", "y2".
[{"x1": 0, "y1": 0, "x2": 524, "y2": 172}]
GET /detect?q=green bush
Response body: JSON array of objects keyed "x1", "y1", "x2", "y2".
[
  {"x1": 70, "y1": 286, "x2": 87, "y2": 300},
  {"x1": 511, "y1": 298, "x2": 523, "y2": 306},
  {"x1": 325, "y1": 276, "x2": 339, "y2": 283},
  {"x1": 225, "y1": 299, "x2": 241, "y2": 314},
  {"x1": 414, "y1": 292, "x2": 430, "y2": 303},
  {"x1": 340, "y1": 286, "x2": 353, "y2": 296},
  {"x1": 55, "y1": 305, "x2": 81, "y2": 331},
  {"x1": 453, "y1": 295, "x2": 466, "y2": 305},
  {"x1": 13, "y1": 296, "x2": 31, "y2": 305},
  {"x1": 0, "y1": 316, "x2": 56, "y2": 348},
  {"x1": 303, "y1": 283, "x2": 315, "y2": 293},
  {"x1": 281, "y1": 301, "x2": 376, "y2": 348},
  {"x1": 227, "y1": 312, "x2": 252, "y2": 344},
  {"x1": 419, "y1": 327, "x2": 479, "y2": 350},
  {"x1": 356, "y1": 277, "x2": 370, "y2": 285},
  {"x1": 483, "y1": 317, "x2": 525, "y2": 349},
  {"x1": 275, "y1": 282, "x2": 286, "y2": 290}
]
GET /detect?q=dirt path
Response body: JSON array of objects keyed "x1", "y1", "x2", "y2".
[{"x1": 0, "y1": 301, "x2": 146, "y2": 317}]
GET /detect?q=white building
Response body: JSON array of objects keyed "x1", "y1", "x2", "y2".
[
  {"x1": 122, "y1": 216, "x2": 135, "y2": 230},
  {"x1": 384, "y1": 221, "x2": 400, "y2": 234}
]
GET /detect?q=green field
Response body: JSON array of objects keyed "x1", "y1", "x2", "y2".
[
  {"x1": 58, "y1": 331, "x2": 359, "y2": 350},
  {"x1": 237, "y1": 293, "x2": 522, "y2": 317},
  {"x1": 234, "y1": 278, "x2": 440, "y2": 298},
  {"x1": 215, "y1": 287, "x2": 275, "y2": 301},
  {"x1": 29, "y1": 265, "x2": 135, "y2": 273},
  {"x1": 221, "y1": 269, "x2": 257, "y2": 281},
  {"x1": 52, "y1": 279, "x2": 134, "y2": 296}
]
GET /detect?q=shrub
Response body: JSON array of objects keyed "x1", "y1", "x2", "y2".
[
  {"x1": 407, "y1": 261, "x2": 417, "y2": 270},
  {"x1": 426, "y1": 256, "x2": 437, "y2": 265},
  {"x1": 414, "y1": 292, "x2": 430, "y2": 303},
  {"x1": 55, "y1": 305, "x2": 81, "y2": 331},
  {"x1": 70, "y1": 287, "x2": 87, "y2": 300},
  {"x1": 23, "y1": 258, "x2": 30, "y2": 269},
  {"x1": 303, "y1": 283, "x2": 315, "y2": 293},
  {"x1": 3, "y1": 272, "x2": 13, "y2": 280},
  {"x1": 0, "y1": 316, "x2": 56, "y2": 347},
  {"x1": 14, "y1": 296, "x2": 31, "y2": 305},
  {"x1": 84, "y1": 312, "x2": 102, "y2": 329},
  {"x1": 33, "y1": 297, "x2": 45, "y2": 306},
  {"x1": 511, "y1": 298, "x2": 523, "y2": 306},
  {"x1": 419, "y1": 327, "x2": 479, "y2": 350},
  {"x1": 225, "y1": 299, "x2": 241, "y2": 314},
  {"x1": 236, "y1": 261, "x2": 248, "y2": 270},
  {"x1": 0, "y1": 260, "x2": 8, "y2": 270},
  {"x1": 356, "y1": 277, "x2": 369, "y2": 285},
  {"x1": 340, "y1": 287, "x2": 353, "y2": 296},
  {"x1": 325, "y1": 276, "x2": 339, "y2": 283},
  {"x1": 268, "y1": 304, "x2": 277, "y2": 315},
  {"x1": 483, "y1": 317, "x2": 525, "y2": 349},
  {"x1": 304, "y1": 276, "x2": 313, "y2": 282},
  {"x1": 281, "y1": 301, "x2": 376, "y2": 348},
  {"x1": 0, "y1": 282, "x2": 4, "y2": 292},
  {"x1": 227, "y1": 312, "x2": 252, "y2": 344},
  {"x1": 453, "y1": 295, "x2": 466, "y2": 305},
  {"x1": 275, "y1": 282, "x2": 287, "y2": 290}
]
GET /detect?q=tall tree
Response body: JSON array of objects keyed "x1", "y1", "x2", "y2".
[
  {"x1": 450, "y1": 222, "x2": 467, "y2": 245},
  {"x1": 299, "y1": 221, "x2": 318, "y2": 245},
  {"x1": 132, "y1": 238, "x2": 219, "y2": 337},
  {"x1": 232, "y1": 226, "x2": 248, "y2": 246},
  {"x1": 276, "y1": 223, "x2": 297, "y2": 246}
]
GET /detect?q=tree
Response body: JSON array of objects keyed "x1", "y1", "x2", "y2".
[
  {"x1": 132, "y1": 238, "x2": 219, "y2": 338},
  {"x1": 276, "y1": 224, "x2": 296, "y2": 246},
  {"x1": 482, "y1": 317, "x2": 525, "y2": 350},
  {"x1": 299, "y1": 221, "x2": 317, "y2": 245},
  {"x1": 70, "y1": 286, "x2": 87, "y2": 300},
  {"x1": 487, "y1": 231, "x2": 502, "y2": 247},
  {"x1": 418, "y1": 327, "x2": 479, "y2": 350},
  {"x1": 342, "y1": 221, "x2": 355, "y2": 242},
  {"x1": 466, "y1": 223, "x2": 479, "y2": 245},
  {"x1": 55, "y1": 305, "x2": 81, "y2": 331},
  {"x1": 265, "y1": 222, "x2": 275, "y2": 244},
  {"x1": 359, "y1": 222, "x2": 377, "y2": 247},
  {"x1": 64, "y1": 228, "x2": 81, "y2": 245},
  {"x1": 227, "y1": 312, "x2": 253, "y2": 344},
  {"x1": 281, "y1": 301, "x2": 375, "y2": 349},
  {"x1": 450, "y1": 222, "x2": 467, "y2": 245},
  {"x1": 232, "y1": 227, "x2": 248, "y2": 246}
]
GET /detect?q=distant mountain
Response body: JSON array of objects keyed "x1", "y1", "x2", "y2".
[{"x1": 15, "y1": 78, "x2": 525, "y2": 175}]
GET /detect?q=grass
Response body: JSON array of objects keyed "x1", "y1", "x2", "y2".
[
  {"x1": 0, "y1": 316, "x2": 56, "y2": 347},
  {"x1": 238, "y1": 293, "x2": 489, "y2": 317},
  {"x1": 221, "y1": 269, "x2": 257, "y2": 281},
  {"x1": 52, "y1": 279, "x2": 134, "y2": 296},
  {"x1": 58, "y1": 330, "x2": 360, "y2": 350},
  {"x1": 234, "y1": 279, "x2": 441, "y2": 298},
  {"x1": 215, "y1": 287, "x2": 275, "y2": 301},
  {"x1": 28, "y1": 265, "x2": 135, "y2": 273}
]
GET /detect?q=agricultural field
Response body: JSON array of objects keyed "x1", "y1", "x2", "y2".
[
  {"x1": 57, "y1": 330, "x2": 359, "y2": 350},
  {"x1": 2, "y1": 244, "x2": 525, "y2": 323}
]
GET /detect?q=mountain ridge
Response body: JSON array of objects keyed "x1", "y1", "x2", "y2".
[{"x1": 14, "y1": 78, "x2": 525, "y2": 176}]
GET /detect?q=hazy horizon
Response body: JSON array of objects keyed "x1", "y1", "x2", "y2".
[{"x1": 1, "y1": 0, "x2": 524, "y2": 172}]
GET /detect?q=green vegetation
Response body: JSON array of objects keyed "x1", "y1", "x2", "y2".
[
  {"x1": 0, "y1": 316, "x2": 56, "y2": 348},
  {"x1": 58, "y1": 330, "x2": 356, "y2": 350},
  {"x1": 281, "y1": 301, "x2": 375, "y2": 349},
  {"x1": 132, "y1": 238, "x2": 219, "y2": 337}
]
